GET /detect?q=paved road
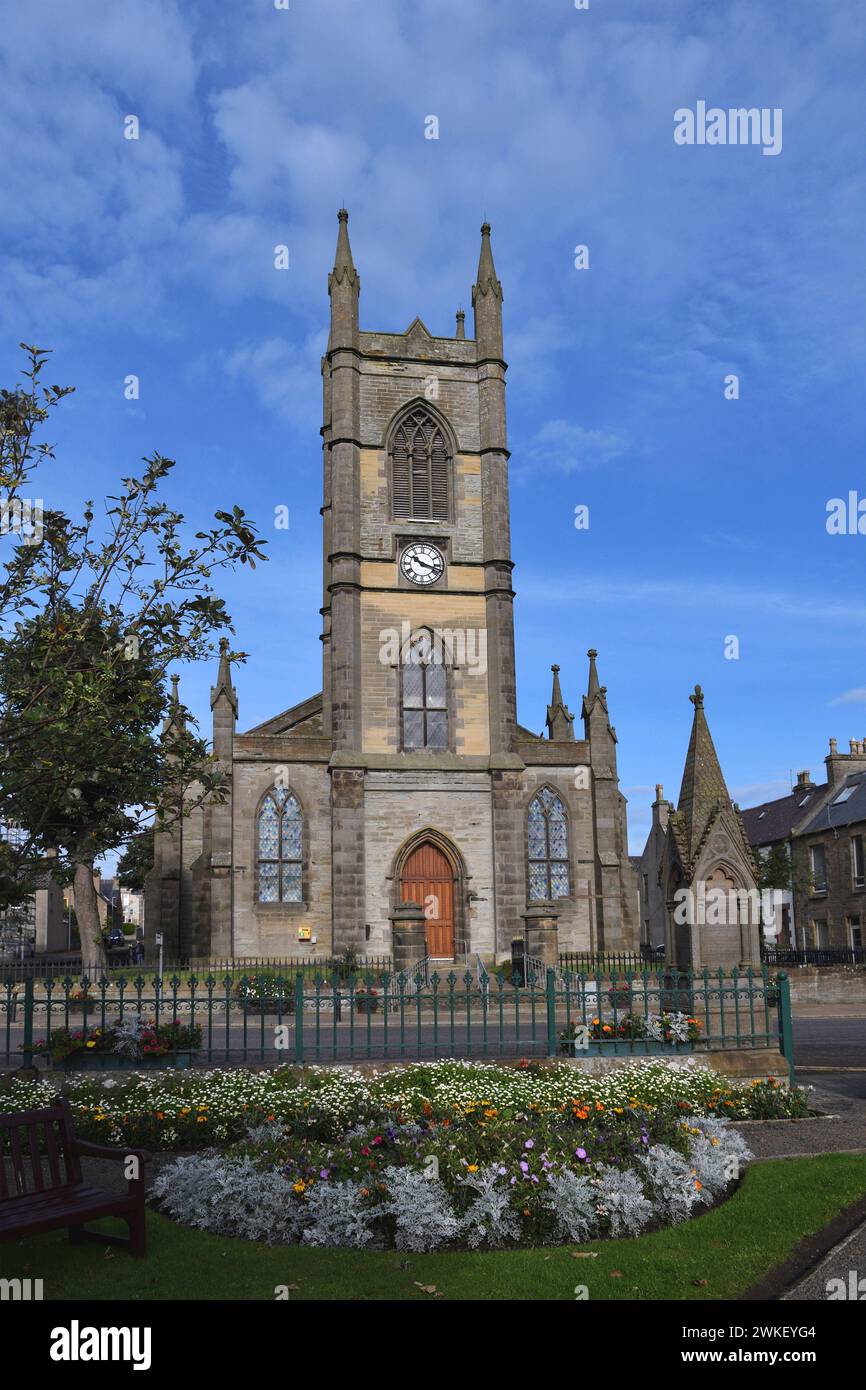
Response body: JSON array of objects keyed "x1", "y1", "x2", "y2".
[
  {"x1": 792, "y1": 1016, "x2": 866, "y2": 1103},
  {"x1": 783, "y1": 1218, "x2": 866, "y2": 1302}
]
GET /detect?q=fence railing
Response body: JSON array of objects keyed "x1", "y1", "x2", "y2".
[
  {"x1": 559, "y1": 949, "x2": 665, "y2": 973},
  {"x1": 0, "y1": 966, "x2": 794, "y2": 1080},
  {"x1": 0, "y1": 952, "x2": 394, "y2": 985},
  {"x1": 761, "y1": 946, "x2": 866, "y2": 968}
]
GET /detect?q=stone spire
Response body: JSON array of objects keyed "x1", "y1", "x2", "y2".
[
  {"x1": 210, "y1": 637, "x2": 237, "y2": 714},
  {"x1": 676, "y1": 685, "x2": 731, "y2": 856},
  {"x1": 582, "y1": 648, "x2": 608, "y2": 717},
  {"x1": 329, "y1": 208, "x2": 358, "y2": 288},
  {"x1": 328, "y1": 208, "x2": 359, "y2": 349},
  {"x1": 455, "y1": 308, "x2": 466, "y2": 339},
  {"x1": 472, "y1": 222, "x2": 503, "y2": 358},
  {"x1": 210, "y1": 637, "x2": 237, "y2": 761},
  {"x1": 545, "y1": 664, "x2": 575, "y2": 741},
  {"x1": 162, "y1": 673, "x2": 186, "y2": 737}
]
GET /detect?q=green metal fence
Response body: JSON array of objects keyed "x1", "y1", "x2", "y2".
[{"x1": 0, "y1": 966, "x2": 795, "y2": 1079}]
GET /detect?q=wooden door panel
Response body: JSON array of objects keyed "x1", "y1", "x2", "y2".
[{"x1": 401, "y1": 843, "x2": 455, "y2": 958}]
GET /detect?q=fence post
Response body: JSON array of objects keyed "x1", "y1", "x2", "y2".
[
  {"x1": 545, "y1": 968, "x2": 557, "y2": 1057},
  {"x1": 21, "y1": 976, "x2": 34, "y2": 1069},
  {"x1": 294, "y1": 972, "x2": 305, "y2": 1065},
  {"x1": 775, "y1": 971, "x2": 796, "y2": 1086}
]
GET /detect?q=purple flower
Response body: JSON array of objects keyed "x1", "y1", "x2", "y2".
[
  {"x1": 520, "y1": 1160, "x2": 529, "y2": 1173},
  {"x1": 575, "y1": 1147, "x2": 587, "y2": 1161},
  {"x1": 524, "y1": 1139, "x2": 535, "y2": 1150},
  {"x1": 498, "y1": 1166, "x2": 507, "y2": 1176},
  {"x1": 319, "y1": 1169, "x2": 330, "y2": 1179}
]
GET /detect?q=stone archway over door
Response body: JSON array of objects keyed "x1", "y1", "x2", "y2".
[{"x1": 400, "y1": 842, "x2": 455, "y2": 958}]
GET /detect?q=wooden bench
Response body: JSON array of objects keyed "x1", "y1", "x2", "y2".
[{"x1": 0, "y1": 1096, "x2": 150, "y2": 1256}]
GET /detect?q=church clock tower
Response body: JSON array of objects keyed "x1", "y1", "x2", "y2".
[{"x1": 321, "y1": 212, "x2": 520, "y2": 956}]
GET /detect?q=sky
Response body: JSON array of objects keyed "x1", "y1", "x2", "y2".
[{"x1": 1, "y1": 0, "x2": 865, "y2": 855}]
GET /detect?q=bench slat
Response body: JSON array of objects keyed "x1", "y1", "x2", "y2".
[
  {"x1": 8, "y1": 1123, "x2": 25, "y2": 1195},
  {"x1": 26, "y1": 1123, "x2": 44, "y2": 1192},
  {"x1": 44, "y1": 1118, "x2": 63, "y2": 1187}
]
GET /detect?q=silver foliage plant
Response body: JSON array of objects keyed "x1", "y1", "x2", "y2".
[
  {"x1": 151, "y1": 1153, "x2": 306, "y2": 1245},
  {"x1": 640, "y1": 1144, "x2": 708, "y2": 1223},
  {"x1": 383, "y1": 1166, "x2": 461, "y2": 1252},
  {"x1": 542, "y1": 1168, "x2": 599, "y2": 1243},
  {"x1": 151, "y1": 1123, "x2": 751, "y2": 1251},
  {"x1": 594, "y1": 1165, "x2": 655, "y2": 1237},
  {"x1": 301, "y1": 1180, "x2": 382, "y2": 1249},
  {"x1": 459, "y1": 1163, "x2": 522, "y2": 1248}
]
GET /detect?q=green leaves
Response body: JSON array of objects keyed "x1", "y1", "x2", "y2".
[{"x1": 0, "y1": 345, "x2": 266, "y2": 906}]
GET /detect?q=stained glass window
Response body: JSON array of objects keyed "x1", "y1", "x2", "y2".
[
  {"x1": 401, "y1": 633, "x2": 448, "y2": 750},
  {"x1": 257, "y1": 789, "x2": 303, "y2": 903},
  {"x1": 527, "y1": 788, "x2": 570, "y2": 900}
]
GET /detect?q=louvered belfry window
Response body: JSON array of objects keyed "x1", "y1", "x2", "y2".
[{"x1": 391, "y1": 407, "x2": 450, "y2": 521}]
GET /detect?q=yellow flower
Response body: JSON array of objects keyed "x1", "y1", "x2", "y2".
[
  {"x1": 466, "y1": 1164, "x2": 479, "y2": 1173},
  {"x1": 195, "y1": 1115, "x2": 206, "y2": 1124},
  {"x1": 85, "y1": 1041, "x2": 96, "y2": 1049},
  {"x1": 293, "y1": 1180, "x2": 306, "y2": 1193}
]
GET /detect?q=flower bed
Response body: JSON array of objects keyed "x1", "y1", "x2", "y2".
[
  {"x1": 1, "y1": 1059, "x2": 810, "y2": 1153},
  {"x1": 150, "y1": 1100, "x2": 754, "y2": 1251}
]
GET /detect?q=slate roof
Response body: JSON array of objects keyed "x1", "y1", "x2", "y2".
[
  {"x1": 676, "y1": 686, "x2": 731, "y2": 858},
  {"x1": 797, "y1": 771, "x2": 866, "y2": 835},
  {"x1": 740, "y1": 783, "x2": 828, "y2": 846}
]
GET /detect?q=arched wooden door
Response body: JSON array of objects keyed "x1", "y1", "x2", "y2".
[{"x1": 400, "y1": 841, "x2": 455, "y2": 958}]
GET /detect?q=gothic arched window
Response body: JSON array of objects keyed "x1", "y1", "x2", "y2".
[
  {"x1": 527, "y1": 788, "x2": 570, "y2": 900},
  {"x1": 257, "y1": 788, "x2": 303, "y2": 903},
  {"x1": 391, "y1": 406, "x2": 450, "y2": 521},
  {"x1": 401, "y1": 630, "x2": 448, "y2": 750}
]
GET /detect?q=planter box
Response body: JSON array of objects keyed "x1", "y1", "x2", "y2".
[
  {"x1": 354, "y1": 998, "x2": 379, "y2": 1014},
  {"x1": 239, "y1": 998, "x2": 295, "y2": 1015},
  {"x1": 55, "y1": 1050, "x2": 197, "y2": 1071},
  {"x1": 562, "y1": 1039, "x2": 695, "y2": 1057}
]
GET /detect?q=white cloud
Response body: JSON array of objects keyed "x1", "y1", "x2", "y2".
[
  {"x1": 519, "y1": 419, "x2": 630, "y2": 477},
  {"x1": 223, "y1": 332, "x2": 327, "y2": 432},
  {"x1": 830, "y1": 688, "x2": 866, "y2": 706}
]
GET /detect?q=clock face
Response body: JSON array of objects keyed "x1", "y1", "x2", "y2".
[{"x1": 400, "y1": 542, "x2": 445, "y2": 587}]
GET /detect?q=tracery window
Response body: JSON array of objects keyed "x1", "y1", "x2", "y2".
[
  {"x1": 257, "y1": 788, "x2": 303, "y2": 903},
  {"x1": 391, "y1": 406, "x2": 450, "y2": 521},
  {"x1": 527, "y1": 788, "x2": 570, "y2": 900},
  {"x1": 401, "y1": 631, "x2": 448, "y2": 750}
]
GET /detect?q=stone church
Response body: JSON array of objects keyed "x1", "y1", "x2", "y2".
[{"x1": 147, "y1": 213, "x2": 639, "y2": 965}]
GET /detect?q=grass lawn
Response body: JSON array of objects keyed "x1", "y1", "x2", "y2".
[{"x1": 2, "y1": 1154, "x2": 865, "y2": 1301}]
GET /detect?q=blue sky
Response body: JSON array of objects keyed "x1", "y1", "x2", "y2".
[{"x1": 2, "y1": 0, "x2": 865, "y2": 854}]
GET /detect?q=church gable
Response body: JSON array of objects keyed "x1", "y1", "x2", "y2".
[{"x1": 242, "y1": 693, "x2": 325, "y2": 739}]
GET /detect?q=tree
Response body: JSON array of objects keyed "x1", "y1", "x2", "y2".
[
  {"x1": 117, "y1": 830, "x2": 154, "y2": 892},
  {"x1": 0, "y1": 347, "x2": 266, "y2": 973},
  {"x1": 755, "y1": 842, "x2": 793, "y2": 893}
]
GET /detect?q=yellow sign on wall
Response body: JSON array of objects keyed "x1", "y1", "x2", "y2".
[{"x1": 297, "y1": 925, "x2": 312, "y2": 942}]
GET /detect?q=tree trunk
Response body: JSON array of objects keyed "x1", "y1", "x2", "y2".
[{"x1": 73, "y1": 861, "x2": 106, "y2": 978}]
